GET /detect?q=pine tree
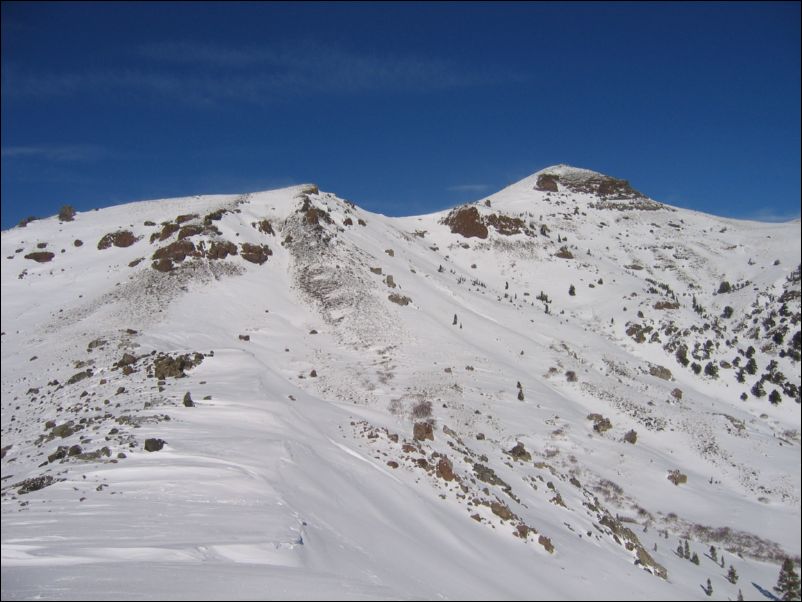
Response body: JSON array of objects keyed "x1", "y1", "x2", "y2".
[
  {"x1": 710, "y1": 545, "x2": 717, "y2": 562},
  {"x1": 737, "y1": 589, "x2": 744, "y2": 601},
  {"x1": 691, "y1": 552, "x2": 700, "y2": 565},
  {"x1": 677, "y1": 542, "x2": 684, "y2": 557},
  {"x1": 775, "y1": 558, "x2": 801, "y2": 601},
  {"x1": 704, "y1": 578, "x2": 713, "y2": 596},
  {"x1": 684, "y1": 539, "x2": 690, "y2": 559},
  {"x1": 727, "y1": 564, "x2": 738, "y2": 584},
  {"x1": 453, "y1": 313, "x2": 458, "y2": 326},
  {"x1": 569, "y1": 284, "x2": 576, "y2": 296}
]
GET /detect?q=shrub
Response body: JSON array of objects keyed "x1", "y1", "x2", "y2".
[
  {"x1": 58, "y1": 205, "x2": 76, "y2": 222},
  {"x1": 411, "y1": 400, "x2": 433, "y2": 419},
  {"x1": 624, "y1": 429, "x2": 637, "y2": 444},
  {"x1": 566, "y1": 370, "x2": 578, "y2": 382},
  {"x1": 667, "y1": 469, "x2": 688, "y2": 486}
]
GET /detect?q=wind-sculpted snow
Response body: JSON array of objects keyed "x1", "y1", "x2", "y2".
[{"x1": 1, "y1": 167, "x2": 799, "y2": 600}]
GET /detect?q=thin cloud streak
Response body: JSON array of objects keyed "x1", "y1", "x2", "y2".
[
  {"x1": 1, "y1": 144, "x2": 109, "y2": 162},
  {"x1": 3, "y1": 41, "x2": 525, "y2": 107}
]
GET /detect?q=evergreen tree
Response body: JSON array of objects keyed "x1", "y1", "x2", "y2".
[
  {"x1": 704, "y1": 578, "x2": 713, "y2": 596},
  {"x1": 684, "y1": 539, "x2": 690, "y2": 559},
  {"x1": 727, "y1": 564, "x2": 738, "y2": 584},
  {"x1": 677, "y1": 542, "x2": 684, "y2": 557},
  {"x1": 710, "y1": 545, "x2": 717, "y2": 562},
  {"x1": 691, "y1": 552, "x2": 700, "y2": 565},
  {"x1": 568, "y1": 284, "x2": 576, "y2": 296},
  {"x1": 775, "y1": 558, "x2": 801, "y2": 601},
  {"x1": 737, "y1": 589, "x2": 744, "y2": 601}
]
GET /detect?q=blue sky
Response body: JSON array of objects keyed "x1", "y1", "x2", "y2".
[{"x1": 2, "y1": 1, "x2": 800, "y2": 229}]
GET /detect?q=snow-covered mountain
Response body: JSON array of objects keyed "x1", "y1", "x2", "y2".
[{"x1": 2, "y1": 165, "x2": 799, "y2": 600}]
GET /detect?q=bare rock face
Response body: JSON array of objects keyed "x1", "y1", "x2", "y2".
[
  {"x1": 436, "y1": 457, "x2": 455, "y2": 481},
  {"x1": 144, "y1": 438, "x2": 166, "y2": 452},
  {"x1": 388, "y1": 293, "x2": 412, "y2": 306},
  {"x1": 24, "y1": 252, "x2": 55, "y2": 263},
  {"x1": 535, "y1": 174, "x2": 560, "y2": 192},
  {"x1": 442, "y1": 206, "x2": 488, "y2": 239},
  {"x1": 240, "y1": 243, "x2": 272, "y2": 264},
  {"x1": 413, "y1": 422, "x2": 434, "y2": 441},
  {"x1": 98, "y1": 230, "x2": 138, "y2": 250}
]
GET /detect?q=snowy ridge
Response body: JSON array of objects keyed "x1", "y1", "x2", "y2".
[{"x1": 1, "y1": 166, "x2": 799, "y2": 600}]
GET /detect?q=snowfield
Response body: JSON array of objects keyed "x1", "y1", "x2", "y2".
[{"x1": 2, "y1": 165, "x2": 799, "y2": 600}]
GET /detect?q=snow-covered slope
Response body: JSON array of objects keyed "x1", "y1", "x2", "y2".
[{"x1": 2, "y1": 167, "x2": 799, "y2": 600}]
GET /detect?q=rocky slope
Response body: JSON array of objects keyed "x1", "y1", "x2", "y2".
[{"x1": 1, "y1": 165, "x2": 799, "y2": 600}]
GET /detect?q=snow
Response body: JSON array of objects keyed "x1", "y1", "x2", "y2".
[{"x1": 1, "y1": 168, "x2": 799, "y2": 600}]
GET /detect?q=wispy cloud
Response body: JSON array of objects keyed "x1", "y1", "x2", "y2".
[
  {"x1": 447, "y1": 184, "x2": 490, "y2": 193},
  {"x1": 3, "y1": 40, "x2": 524, "y2": 107},
  {"x1": 738, "y1": 207, "x2": 801, "y2": 223},
  {"x1": 1, "y1": 144, "x2": 109, "y2": 162}
]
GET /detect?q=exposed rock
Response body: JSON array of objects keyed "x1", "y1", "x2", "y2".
[
  {"x1": 388, "y1": 293, "x2": 412, "y2": 306},
  {"x1": 151, "y1": 223, "x2": 180, "y2": 242},
  {"x1": 152, "y1": 239, "x2": 196, "y2": 263},
  {"x1": 66, "y1": 369, "x2": 92, "y2": 385},
  {"x1": 538, "y1": 535, "x2": 555, "y2": 554},
  {"x1": 98, "y1": 230, "x2": 138, "y2": 249},
  {"x1": 587, "y1": 413, "x2": 612, "y2": 433},
  {"x1": 442, "y1": 206, "x2": 488, "y2": 239},
  {"x1": 507, "y1": 442, "x2": 531, "y2": 462},
  {"x1": 536, "y1": 174, "x2": 560, "y2": 192},
  {"x1": 490, "y1": 501, "x2": 515, "y2": 521},
  {"x1": 24, "y1": 251, "x2": 55, "y2": 263},
  {"x1": 240, "y1": 243, "x2": 272, "y2": 264},
  {"x1": 15, "y1": 475, "x2": 57, "y2": 494},
  {"x1": 436, "y1": 457, "x2": 455, "y2": 481},
  {"x1": 653, "y1": 301, "x2": 680, "y2": 310},
  {"x1": 485, "y1": 213, "x2": 527, "y2": 236},
  {"x1": 649, "y1": 365, "x2": 673, "y2": 380},
  {"x1": 144, "y1": 438, "x2": 166, "y2": 452},
  {"x1": 177, "y1": 224, "x2": 204, "y2": 240},
  {"x1": 152, "y1": 352, "x2": 203, "y2": 380},
  {"x1": 183, "y1": 392, "x2": 194, "y2": 407},
  {"x1": 207, "y1": 240, "x2": 238, "y2": 259},
  {"x1": 413, "y1": 422, "x2": 434, "y2": 441}
]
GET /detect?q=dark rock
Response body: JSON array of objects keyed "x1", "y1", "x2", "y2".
[
  {"x1": 240, "y1": 243, "x2": 272, "y2": 264},
  {"x1": 98, "y1": 230, "x2": 138, "y2": 250},
  {"x1": 413, "y1": 422, "x2": 434, "y2": 441},
  {"x1": 442, "y1": 206, "x2": 488, "y2": 239},
  {"x1": 507, "y1": 442, "x2": 531, "y2": 462},
  {"x1": 183, "y1": 392, "x2": 194, "y2": 407},
  {"x1": 649, "y1": 365, "x2": 672, "y2": 380},
  {"x1": 144, "y1": 438, "x2": 166, "y2": 452},
  {"x1": 535, "y1": 174, "x2": 560, "y2": 192},
  {"x1": 436, "y1": 457, "x2": 455, "y2": 481},
  {"x1": 24, "y1": 252, "x2": 55, "y2": 263},
  {"x1": 15, "y1": 475, "x2": 57, "y2": 494},
  {"x1": 388, "y1": 293, "x2": 412, "y2": 306}
]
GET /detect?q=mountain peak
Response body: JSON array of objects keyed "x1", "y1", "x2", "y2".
[{"x1": 528, "y1": 164, "x2": 647, "y2": 201}]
